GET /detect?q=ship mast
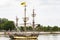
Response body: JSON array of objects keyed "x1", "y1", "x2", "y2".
[
  {"x1": 32, "y1": 9, "x2": 36, "y2": 31},
  {"x1": 21, "y1": 2, "x2": 27, "y2": 32},
  {"x1": 24, "y1": 5, "x2": 27, "y2": 32},
  {"x1": 16, "y1": 16, "x2": 19, "y2": 32}
]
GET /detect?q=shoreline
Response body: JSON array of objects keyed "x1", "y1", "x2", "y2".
[{"x1": 0, "y1": 32, "x2": 60, "y2": 35}]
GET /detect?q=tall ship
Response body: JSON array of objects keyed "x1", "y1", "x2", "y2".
[{"x1": 9, "y1": 2, "x2": 39, "y2": 40}]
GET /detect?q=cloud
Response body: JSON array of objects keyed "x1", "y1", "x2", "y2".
[
  {"x1": 0, "y1": 0, "x2": 17, "y2": 7},
  {"x1": 0, "y1": 0, "x2": 9, "y2": 5},
  {"x1": 39, "y1": 0, "x2": 60, "y2": 5},
  {"x1": 0, "y1": 0, "x2": 60, "y2": 26},
  {"x1": 0, "y1": 0, "x2": 11, "y2": 7}
]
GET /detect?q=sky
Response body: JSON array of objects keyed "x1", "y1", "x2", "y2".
[{"x1": 0, "y1": 0, "x2": 60, "y2": 26}]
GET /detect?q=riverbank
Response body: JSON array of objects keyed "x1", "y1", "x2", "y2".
[{"x1": 0, "y1": 32, "x2": 60, "y2": 35}]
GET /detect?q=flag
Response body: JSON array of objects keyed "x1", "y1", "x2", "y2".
[{"x1": 21, "y1": 2, "x2": 26, "y2": 6}]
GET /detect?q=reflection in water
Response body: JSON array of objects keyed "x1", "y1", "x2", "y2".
[
  {"x1": 12, "y1": 38, "x2": 37, "y2": 40},
  {"x1": 0, "y1": 36, "x2": 10, "y2": 40},
  {"x1": 38, "y1": 35, "x2": 49, "y2": 40},
  {"x1": 38, "y1": 34, "x2": 60, "y2": 40},
  {"x1": 52, "y1": 34, "x2": 57, "y2": 40},
  {"x1": 0, "y1": 34, "x2": 60, "y2": 40}
]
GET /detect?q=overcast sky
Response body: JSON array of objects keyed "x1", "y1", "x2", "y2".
[{"x1": 0, "y1": 0, "x2": 60, "y2": 26}]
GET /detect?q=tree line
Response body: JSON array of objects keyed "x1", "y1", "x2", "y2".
[
  {"x1": 19, "y1": 24, "x2": 60, "y2": 32},
  {"x1": 0, "y1": 18, "x2": 60, "y2": 32}
]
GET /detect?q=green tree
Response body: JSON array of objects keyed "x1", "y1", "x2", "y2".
[
  {"x1": 19, "y1": 26, "x2": 24, "y2": 31},
  {"x1": 43, "y1": 26, "x2": 47, "y2": 32},
  {"x1": 36, "y1": 24, "x2": 43, "y2": 31},
  {"x1": 0, "y1": 18, "x2": 8, "y2": 30},
  {"x1": 52, "y1": 26, "x2": 58, "y2": 31},
  {"x1": 28, "y1": 26, "x2": 33, "y2": 31},
  {"x1": 47, "y1": 26, "x2": 52, "y2": 32},
  {"x1": 2, "y1": 18, "x2": 8, "y2": 23},
  {"x1": 3, "y1": 21, "x2": 15, "y2": 31},
  {"x1": 58, "y1": 27, "x2": 60, "y2": 31}
]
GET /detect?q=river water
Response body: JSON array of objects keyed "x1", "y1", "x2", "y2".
[
  {"x1": 0, "y1": 34, "x2": 60, "y2": 40},
  {"x1": 38, "y1": 34, "x2": 60, "y2": 40}
]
